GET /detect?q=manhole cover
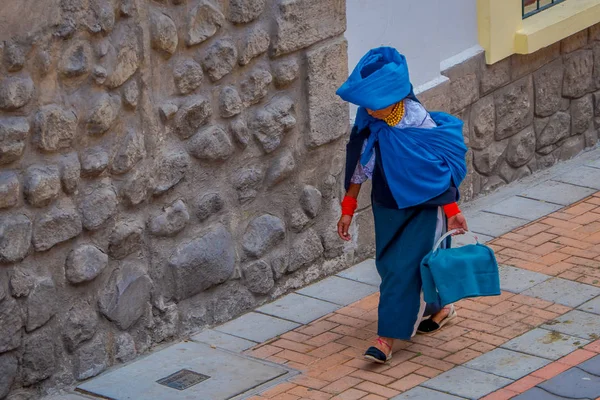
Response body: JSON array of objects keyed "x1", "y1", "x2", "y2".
[{"x1": 157, "y1": 369, "x2": 210, "y2": 390}]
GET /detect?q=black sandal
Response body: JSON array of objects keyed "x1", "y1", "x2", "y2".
[
  {"x1": 417, "y1": 305, "x2": 457, "y2": 334},
  {"x1": 364, "y1": 338, "x2": 393, "y2": 364}
]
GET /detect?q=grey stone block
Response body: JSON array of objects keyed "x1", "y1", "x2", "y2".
[
  {"x1": 257, "y1": 293, "x2": 340, "y2": 324},
  {"x1": 190, "y1": 329, "x2": 256, "y2": 353},
  {"x1": 587, "y1": 158, "x2": 600, "y2": 169},
  {"x1": 555, "y1": 166, "x2": 600, "y2": 190},
  {"x1": 296, "y1": 276, "x2": 378, "y2": 306},
  {"x1": 391, "y1": 387, "x2": 467, "y2": 400},
  {"x1": 502, "y1": 328, "x2": 589, "y2": 360},
  {"x1": 466, "y1": 211, "x2": 529, "y2": 238},
  {"x1": 578, "y1": 296, "x2": 600, "y2": 315},
  {"x1": 542, "y1": 310, "x2": 600, "y2": 341},
  {"x1": 513, "y1": 387, "x2": 573, "y2": 400},
  {"x1": 520, "y1": 180, "x2": 596, "y2": 205},
  {"x1": 539, "y1": 367, "x2": 600, "y2": 399},
  {"x1": 483, "y1": 196, "x2": 562, "y2": 221},
  {"x1": 215, "y1": 312, "x2": 299, "y2": 343},
  {"x1": 451, "y1": 232, "x2": 494, "y2": 248},
  {"x1": 578, "y1": 354, "x2": 600, "y2": 376},
  {"x1": 337, "y1": 258, "x2": 381, "y2": 287},
  {"x1": 76, "y1": 342, "x2": 288, "y2": 400},
  {"x1": 422, "y1": 366, "x2": 513, "y2": 399},
  {"x1": 522, "y1": 278, "x2": 600, "y2": 307},
  {"x1": 465, "y1": 348, "x2": 551, "y2": 379},
  {"x1": 499, "y1": 265, "x2": 551, "y2": 294}
]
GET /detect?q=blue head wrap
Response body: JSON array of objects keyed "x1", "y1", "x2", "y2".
[
  {"x1": 337, "y1": 47, "x2": 468, "y2": 209},
  {"x1": 336, "y1": 47, "x2": 412, "y2": 110}
]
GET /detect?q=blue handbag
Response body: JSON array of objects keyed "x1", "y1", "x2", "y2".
[{"x1": 420, "y1": 230, "x2": 501, "y2": 307}]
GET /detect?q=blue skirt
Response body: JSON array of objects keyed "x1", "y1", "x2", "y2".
[{"x1": 373, "y1": 203, "x2": 444, "y2": 339}]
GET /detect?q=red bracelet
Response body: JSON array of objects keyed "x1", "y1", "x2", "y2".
[
  {"x1": 443, "y1": 202, "x2": 461, "y2": 218},
  {"x1": 341, "y1": 196, "x2": 358, "y2": 216}
]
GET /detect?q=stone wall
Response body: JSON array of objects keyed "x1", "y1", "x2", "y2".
[
  {"x1": 0, "y1": 0, "x2": 353, "y2": 398},
  {"x1": 417, "y1": 26, "x2": 600, "y2": 202}
]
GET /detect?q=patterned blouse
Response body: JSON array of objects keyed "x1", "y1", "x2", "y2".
[{"x1": 351, "y1": 99, "x2": 437, "y2": 184}]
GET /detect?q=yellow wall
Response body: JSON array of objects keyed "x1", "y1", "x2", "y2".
[{"x1": 477, "y1": 0, "x2": 600, "y2": 64}]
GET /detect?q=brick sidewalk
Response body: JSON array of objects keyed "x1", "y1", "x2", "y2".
[{"x1": 245, "y1": 193, "x2": 600, "y2": 400}]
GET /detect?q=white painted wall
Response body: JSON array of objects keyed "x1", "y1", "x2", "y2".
[{"x1": 345, "y1": 0, "x2": 479, "y2": 89}]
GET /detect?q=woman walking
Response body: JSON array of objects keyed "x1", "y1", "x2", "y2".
[{"x1": 336, "y1": 47, "x2": 469, "y2": 364}]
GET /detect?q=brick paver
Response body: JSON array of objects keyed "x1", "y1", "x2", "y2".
[{"x1": 246, "y1": 194, "x2": 600, "y2": 399}]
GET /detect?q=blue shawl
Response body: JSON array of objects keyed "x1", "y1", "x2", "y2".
[{"x1": 336, "y1": 47, "x2": 468, "y2": 209}]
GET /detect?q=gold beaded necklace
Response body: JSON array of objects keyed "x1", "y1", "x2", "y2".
[{"x1": 383, "y1": 100, "x2": 405, "y2": 127}]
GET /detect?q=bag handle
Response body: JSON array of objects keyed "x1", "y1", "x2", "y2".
[{"x1": 432, "y1": 229, "x2": 479, "y2": 252}]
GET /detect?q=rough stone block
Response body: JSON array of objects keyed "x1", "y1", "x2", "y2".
[
  {"x1": 187, "y1": 126, "x2": 234, "y2": 161},
  {"x1": 273, "y1": 0, "x2": 345, "y2": 56},
  {"x1": 202, "y1": 39, "x2": 237, "y2": 82},
  {"x1": 239, "y1": 25, "x2": 270, "y2": 65},
  {"x1": 0, "y1": 171, "x2": 19, "y2": 209},
  {"x1": 0, "y1": 297, "x2": 23, "y2": 353},
  {"x1": 152, "y1": 148, "x2": 189, "y2": 195},
  {"x1": 563, "y1": 49, "x2": 594, "y2": 98},
  {"x1": 241, "y1": 260, "x2": 274, "y2": 294},
  {"x1": 23, "y1": 165, "x2": 60, "y2": 208},
  {"x1": 219, "y1": 86, "x2": 242, "y2": 118},
  {"x1": 59, "y1": 153, "x2": 81, "y2": 194},
  {"x1": 494, "y1": 76, "x2": 534, "y2": 141},
  {"x1": 242, "y1": 214, "x2": 285, "y2": 258},
  {"x1": 33, "y1": 200, "x2": 82, "y2": 252},
  {"x1": 571, "y1": 94, "x2": 594, "y2": 135},
  {"x1": 561, "y1": 29, "x2": 588, "y2": 53},
  {"x1": 511, "y1": 43, "x2": 560, "y2": 80},
  {"x1": 87, "y1": 93, "x2": 121, "y2": 136},
  {"x1": 533, "y1": 58, "x2": 563, "y2": 117},
  {"x1": 481, "y1": 57, "x2": 511, "y2": 96},
  {"x1": 470, "y1": 95, "x2": 495, "y2": 150},
  {"x1": 33, "y1": 105, "x2": 78, "y2": 152},
  {"x1": 0, "y1": 75, "x2": 34, "y2": 111},
  {"x1": 110, "y1": 129, "x2": 145, "y2": 175},
  {"x1": 265, "y1": 149, "x2": 295, "y2": 187},
  {"x1": 99, "y1": 261, "x2": 151, "y2": 330},
  {"x1": 173, "y1": 59, "x2": 203, "y2": 95},
  {"x1": 80, "y1": 147, "x2": 109, "y2": 177},
  {"x1": 228, "y1": 0, "x2": 265, "y2": 24},
  {"x1": 63, "y1": 300, "x2": 98, "y2": 352},
  {"x1": 149, "y1": 199, "x2": 189, "y2": 237},
  {"x1": 80, "y1": 184, "x2": 118, "y2": 231},
  {"x1": 26, "y1": 277, "x2": 57, "y2": 332},
  {"x1": 186, "y1": 0, "x2": 224, "y2": 46},
  {"x1": 306, "y1": 39, "x2": 348, "y2": 148},
  {"x1": 416, "y1": 77, "x2": 451, "y2": 113},
  {"x1": 0, "y1": 117, "x2": 28, "y2": 165},
  {"x1": 272, "y1": 57, "x2": 299, "y2": 88},
  {"x1": 442, "y1": 51, "x2": 482, "y2": 113},
  {"x1": 22, "y1": 330, "x2": 55, "y2": 385},
  {"x1": 175, "y1": 96, "x2": 212, "y2": 139},
  {"x1": 0, "y1": 353, "x2": 17, "y2": 399},
  {"x1": 169, "y1": 224, "x2": 236, "y2": 300},
  {"x1": 105, "y1": 24, "x2": 140, "y2": 89},
  {"x1": 249, "y1": 96, "x2": 296, "y2": 153},
  {"x1": 74, "y1": 334, "x2": 108, "y2": 380},
  {"x1": 150, "y1": 10, "x2": 178, "y2": 55}
]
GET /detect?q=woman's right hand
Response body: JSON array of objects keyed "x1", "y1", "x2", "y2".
[{"x1": 337, "y1": 215, "x2": 353, "y2": 241}]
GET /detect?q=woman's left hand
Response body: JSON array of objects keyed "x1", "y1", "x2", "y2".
[{"x1": 448, "y1": 213, "x2": 468, "y2": 235}]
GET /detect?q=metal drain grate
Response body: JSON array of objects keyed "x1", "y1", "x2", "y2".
[{"x1": 156, "y1": 369, "x2": 210, "y2": 390}]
